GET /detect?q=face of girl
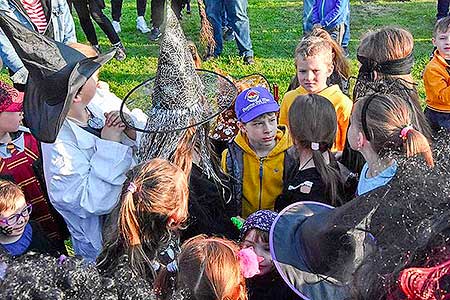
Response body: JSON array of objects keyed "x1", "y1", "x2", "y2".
[
  {"x1": 347, "y1": 110, "x2": 362, "y2": 151},
  {"x1": 296, "y1": 54, "x2": 334, "y2": 94},
  {"x1": 241, "y1": 229, "x2": 274, "y2": 276},
  {"x1": 0, "y1": 111, "x2": 23, "y2": 133},
  {"x1": 0, "y1": 196, "x2": 30, "y2": 237}
]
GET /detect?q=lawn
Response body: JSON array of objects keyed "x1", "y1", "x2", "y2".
[{"x1": 1, "y1": 0, "x2": 437, "y2": 102}]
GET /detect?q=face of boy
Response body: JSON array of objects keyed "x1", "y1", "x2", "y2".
[
  {"x1": 0, "y1": 196, "x2": 29, "y2": 237},
  {"x1": 77, "y1": 77, "x2": 97, "y2": 105},
  {"x1": 0, "y1": 111, "x2": 23, "y2": 133},
  {"x1": 433, "y1": 29, "x2": 450, "y2": 59},
  {"x1": 296, "y1": 54, "x2": 334, "y2": 94},
  {"x1": 239, "y1": 113, "x2": 277, "y2": 150},
  {"x1": 241, "y1": 229, "x2": 274, "y2": 276}
]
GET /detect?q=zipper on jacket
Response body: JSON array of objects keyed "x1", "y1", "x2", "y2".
[{"x1": 258, "y1": 158, "x2": 264, "y2": 210}]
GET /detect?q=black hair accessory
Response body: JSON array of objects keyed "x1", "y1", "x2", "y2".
[
  {"x1": 357, "y1": 52, "x2": 414, "y2": 81},
  {"x1": 360, "y1": 93, "x2": 381, "y2": 141}
]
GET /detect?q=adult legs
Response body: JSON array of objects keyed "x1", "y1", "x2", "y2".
[
  {"x1": 204, "y1": 0, "x2": 224, "y2": 57},
  {"x1": 111, "y1": 0, "x2": 122, "y2": 22},
  {"x1": 437, "y1": 0, "x2": 450, "y2": 20},
  {"x1": 224, "y1": 0, "x2": 253, "y2": 58},
  {"x1": 89, "y1": 0, "x2": 121, "y2": 45},
  {"x1": 150, "y1": 0, "x2": 165, "y2": 28},
  {"x1": 73, "y1": 0, "x2": 98, "y2": 46}
]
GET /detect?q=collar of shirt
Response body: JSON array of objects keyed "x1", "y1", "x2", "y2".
[{"x1": 0, "y1": 126, "x2": 30, "y2": 158}]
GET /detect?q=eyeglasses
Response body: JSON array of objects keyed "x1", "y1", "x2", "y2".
[{"x1": 0, "y1": 204, "x2": 32, "y2": 226}]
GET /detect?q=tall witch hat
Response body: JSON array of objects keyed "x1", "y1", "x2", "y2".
[
  {"x1": 0, "y1": 12, "x2": 116, "y2": 143},
  {"x1": 120, "y1": 8, "x2": 237, "y2": 165}
]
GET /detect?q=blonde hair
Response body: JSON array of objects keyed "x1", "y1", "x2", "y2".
[
  {"x1": 68, "y1": 42, "x2": 98, "y2": 58},
  {"x1": 0, "y1": 180, "x2": 24, "y2": 213},
  {"x1": 294, "y1": 35, "x2": 333, "y2": 67}
]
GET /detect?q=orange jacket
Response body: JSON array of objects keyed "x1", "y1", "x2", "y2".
[
  {"x1": 279, "y1": 85, "x2": 353, "y2": 152},
  {"x1": 424, "y1": 51, "x2": 450, "y2": 112}
]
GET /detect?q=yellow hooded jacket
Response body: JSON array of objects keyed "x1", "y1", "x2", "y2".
[
  {"x1": 278, "y1": 85, "x2": 353, "y2": 152},
  {"x1": 424, "y1": 51, "x2": 450, "y2": 112},
  {"x1": 221, "y1": 125, "x2": 293, "y2": 218}
]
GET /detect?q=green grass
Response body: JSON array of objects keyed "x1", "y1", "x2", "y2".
[{"x1": 1, "y1": 0, "x2": 437, "y2": 101}]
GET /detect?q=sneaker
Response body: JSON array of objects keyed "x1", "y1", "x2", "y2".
[
  {"x1": 113, "y1": 42, "x2": 126, "y2": 61},
  {"x1": 243, "y1": 56, "x2": 255, "y2": 65},
  {"x1": 92, "y1": 44, "x2": 101, "y2": 54},
  {"x1": 148, "y1": 27, "x2": 162, "y2": 41},
  {"x1": 223, "y1": 27, "x2": 235, "y2": 42},
  {"x1": 112, "y1": 21, "x2": 121, "y2": 33},
  {"x1": 136, "y1": 16, "x2": 150, "y2": 34}
]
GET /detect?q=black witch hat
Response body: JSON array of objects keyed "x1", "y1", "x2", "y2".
[{"x1": 0, "y1": 12, "x2": 115, "y2": 143}]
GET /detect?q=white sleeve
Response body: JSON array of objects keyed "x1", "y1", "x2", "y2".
[{"x1": 43, "y1": 139, "x2": 133, "y2": 218}]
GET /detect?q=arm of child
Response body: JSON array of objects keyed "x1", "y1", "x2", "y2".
[
  {"x1": 423, "y1": 66, "x2": 450, "y2": 107},
  {"x1": 319, "y1": 0, "x2": 349, "y2": 29},
  {"x1": 42, "y1": 139, "x2": 133, "y2": 218},
  {"x1": 335, "y1": 98, "x2": 353, "y2": 152},
  {"x1": 221, "y1": 149, "x2": 229, "y2": 174}
]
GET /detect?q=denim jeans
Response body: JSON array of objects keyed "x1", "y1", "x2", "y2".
[
  {"x1": 437, "y1": 0, "x2": 450, "y2": 20},
  {"x1": 424, "y1": 107, "x2": 450, "y2": 132},
  {"x1": 204, "y1": 0, "x2": 253, "y2": 57}
]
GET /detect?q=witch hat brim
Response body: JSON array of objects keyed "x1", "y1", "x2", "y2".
[{"x1": 0, "y1": 12, "x2": 115, "y2": 142}]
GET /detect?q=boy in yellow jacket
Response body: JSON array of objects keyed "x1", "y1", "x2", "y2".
[
  {"x1": 221, "y1": 87, "x2": 294, "y2": 218},
  {"x1": 424, "y1": 16, "x2": 450, "y2": 131}
]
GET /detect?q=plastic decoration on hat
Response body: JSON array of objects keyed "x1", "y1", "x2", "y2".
[
  {"x1": 209, "y1": 73, "x2": 271, "y2": 142},
  {"x1": 0, "y1": 81, "x2": 23, "y2": 112},
  {"x1": 0, "y1": 12, "x2": 116, "y2": 143}
]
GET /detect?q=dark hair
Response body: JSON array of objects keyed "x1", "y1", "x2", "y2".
[
  {"x1": 0, "y1": 252, "x2": 155, "y2": 299},
  {"x1": 288, "y1": 94, "x2": 343, "y2": 205},
  {"x1": 97, "y1": 159, "x2": 189, "y2": 281},
  {"x1": 352, "y1": 93, "x2": 434, "y2": 167},
  {"x1": 242, "y1": 228, "x2": 269, "y2": 244},
  {"x1": 434, "y1": 16, "x2": 450, "y2": 37}
]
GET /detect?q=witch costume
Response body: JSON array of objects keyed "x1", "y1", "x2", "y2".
[
  {"x1": 270, "y1": 136, "x2": 450, "y2": 299},
  {"x1": 120, "y1": 8, "x2": 239, "y2": 240}
]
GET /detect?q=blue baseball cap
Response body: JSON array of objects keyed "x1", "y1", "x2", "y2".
[{"x1": 235, "y1": 87, "x2": 280, "y2": 123}]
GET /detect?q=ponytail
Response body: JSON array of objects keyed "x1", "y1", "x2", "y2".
[
  {"x1": 402, "y1": 128, "x2": 434, "y2": 167},
  {"x1": 119, "y1": 185, "x2": 141, "y2": 247},
  {"x1": 311, "y1": 146, "x2": 342, "y2": 206}
]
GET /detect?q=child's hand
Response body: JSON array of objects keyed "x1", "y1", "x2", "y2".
[{"x1": 102, "y1": 111, "x2": 125, "y2": 142}]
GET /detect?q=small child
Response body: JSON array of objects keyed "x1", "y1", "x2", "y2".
[
  {"x1": 97, "y1": 158, "x2": 189, "y2": 283},
  {"x1": 424, "y1": 16, "x2": 450, "y2": 132},
  {"x1": 155, "y1": 235, "x2": 247, "y2": 300},
  {"x1": 221, "y1": 87, "x2": 294, "y2": 218},
  {"x1": 0, "y1": 80, "x2": 67, "y2": 253},
  {"x1": 279, "y1": 34, "x2": 353, "y2": 152},
  {"x1": 347, "y1": 93, "x2": 434, "y2": 196},
  {"x1": 240, "y1": 210, "x2": 299, "y2": 300},
  {"x1": 276, "y1": 94, "x2": 345, "y2": 211},
  {"x1": 311, "y1": 0, "x2": 350, "y2": 45},
  {"x1": 0, "y1": 180, "x2": 58, "y2": 257}
]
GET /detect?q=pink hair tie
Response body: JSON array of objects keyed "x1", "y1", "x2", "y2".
[
  {"x1": 400, "y1": 125, "x2": 414, "y2": 140},
  {"x1": 127, "y1": 182, "x2": 137, "y2": 194}
]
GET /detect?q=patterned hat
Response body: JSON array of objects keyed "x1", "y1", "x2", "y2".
[
  {"x1": 0, "y1": 81, "x2": 23, "y2": 112},
  {"x1": 240, "y1": 210, "x2": 277, "y2": 241}
]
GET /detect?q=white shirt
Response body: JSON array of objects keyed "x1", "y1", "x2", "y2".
[{"x1": 41, "y1": 88, "x2": 146, "y2": 262}]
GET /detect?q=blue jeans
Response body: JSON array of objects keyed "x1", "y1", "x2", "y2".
[
  {"x1": 437, "y1": 0, "x2": 450, "y2": 20},
  {"x1": 205, "y1": 0, "x2": 253, "y2": 57},
  {"x1": 424, "y1": 107, "x2": 450, "y2": 132}
]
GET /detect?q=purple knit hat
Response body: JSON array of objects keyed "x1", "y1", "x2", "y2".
[{"x1": 240, "y1": 210, "x2": 278, "y2": 241}]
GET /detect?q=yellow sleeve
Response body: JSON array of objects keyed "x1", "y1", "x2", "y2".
[
  {"x1": 424, "y1": 63, "x2": 450, "y2": 108},
  {"x1": 279, "y1": 96, "x2": 293, "y2": 126},
  {"x1": 335, "y1": 97, "x2": 353, "y2": 151},
  {"x1": 221, "y1": 149, "x2": 229, "y2": 174}
]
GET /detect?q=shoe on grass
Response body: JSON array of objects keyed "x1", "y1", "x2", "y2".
[
  {"x1": 112, "y1": 21, "x2": 121, "y2": 33},
  {"x1": 223, "y1": 27, "x2": 235, "y2": 42},
  {"x1": 136, "y1": 16, "x2": 150, "y2": 34},
  {"x1": 149, "y1": 27, "x2": 162, "y2": 41},
  {"x1": 243, "y1": 56, "x2": 255, "y2": 65},
  {"x1": 113, "y1": 42, "x2": 126, "y2": 61}
]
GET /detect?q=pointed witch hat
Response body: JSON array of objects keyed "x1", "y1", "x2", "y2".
[
  {"x1": 119, "y1": 8, "x2": 237, "y2": 135},
  {"x1": 0, "y1": 12, "x2": 115, "y2": 143}
]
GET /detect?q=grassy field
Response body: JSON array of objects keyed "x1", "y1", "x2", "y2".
[{"x1": 1, "y1": 0, "x2": 437, "y2": 101}]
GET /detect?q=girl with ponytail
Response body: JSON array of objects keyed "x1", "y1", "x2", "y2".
[
  {"x1": 97, "y1": 158, "x2": 189, "y2": 282},
  {"x1": 275, "y1": 94, "x2": 345, "y2": 210},
  {"x1": 347, "y1": 93, "x2": 434, "y2": 196}
]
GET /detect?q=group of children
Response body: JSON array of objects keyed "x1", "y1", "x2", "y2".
[{"x1": 0, "y1": 4, "x2": 450, "y2": 299}]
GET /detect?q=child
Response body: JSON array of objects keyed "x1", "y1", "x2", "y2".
[
  {"x1": 221, "y1": 86, "x2": 294, "y2": 218},
  {"x1": 311, "y1": 0, "x2": 350, "y2": 45},
  {"x1": 279, "y1": 34, "x2": 353, "y2": 152},
  {"x1": 0, "y1": 80, "x2": 68, "y2": 253},
  {"x1": 424, "y1": 17, "x2": 450, "y2": 132},
  {"x1": 0, "y1": 180, "x2": 58, "y2": 257},
  {"x1": 97, "y1": 158, "x2": 189, "y2": 282},
  {"x1": 240, "y1": 210, "x2": 299, "y2": 300},
  {"x1": 276, "y1": 94, "x2": 345, "y2": 211},
  {"x1": 155, "y1": 235, "x2": 247, "y2": 300},
  {"x1": 347, "y1": 93, "x2": 434, "y2": 196}
]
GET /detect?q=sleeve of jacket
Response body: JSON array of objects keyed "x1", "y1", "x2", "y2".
[
  {"x1": 221, "y1": 149, "x2": 229, "y2": 174},
  {"x1": 60, "y1": 0, "x2": 76, "y2": 44},
  {"x1": 335, "y1": 97, "x2": 353, "y2": 151},
  {"x1": 43, "y1": 139, "x2": 133, "y2": 218},
  {"x1": 0, "y1": 29, "x2": 25, "y2": 74},
  {"x1": 311, "y1": 0, "x2": 320, "y2": 24},
  {"x1": 320, "y1": 0, "x2": 349, "y2": 29},
  {"x1": 423, "y1": 64, "x2": 450, "y2": 107}
]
